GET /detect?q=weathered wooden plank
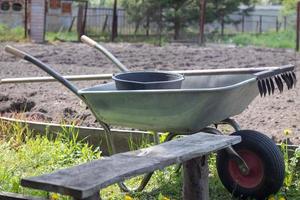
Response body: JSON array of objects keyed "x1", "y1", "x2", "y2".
[
  {"x1": 183, "y1": 156, "x2": 209, "y2": 200},
  {"x1": 0, "y1": 192, "x2": 47, "y2": 200},
  {"x1": 21, "y1": 133, "x2": 240, "y2": 199}
]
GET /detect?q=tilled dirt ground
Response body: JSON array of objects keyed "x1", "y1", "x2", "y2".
[{"x1": 0, "y1": 42, "x2": 299, "y2": 144}]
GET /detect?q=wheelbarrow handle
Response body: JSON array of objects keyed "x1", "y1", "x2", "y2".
[
  {"x1": 4, "y1": 45, "x2": 81, "y2": 98},
  {"x1": 81, "y1": 35, "x2": 130, "y2": 72}
]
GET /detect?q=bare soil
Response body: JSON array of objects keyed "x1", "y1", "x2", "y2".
[{"x1": 0, "y1": 42, "x2": 299, "y2": 144}]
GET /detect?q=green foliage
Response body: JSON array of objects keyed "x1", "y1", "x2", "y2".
[
  {"x1": 214, "y1": 29, "x2": 296, "y2": 49},
  {"x1": 122, "y1": 0, "x2": 257, "y2": 39},
  {"x1": 0, "y1": 120, "x2": 100, "y2": 198},
  {"x1": 121, "y1": 0, "x2": 148, "y2": 34},
  {"x1": 46, "y1": 31, "x2": 78, "y2": 42},
  {"x1": 282, "y1": 0, "x2": 298, "y2": 15},
  {"x1": 206, "y1": 0, "x2": 256, "y2": 24},
  {"x1": 280, "y1": 133, "x2": 300, "y2": 198},
  {"x1": 115, "y1": 35, "x2": 168, "y2": 46},
  {"x1": 0, "y1": 24, "x2": 26, "y2": 42},
  {"x1": 0, "y1": 121, "x2": 299, "y2": 199}
]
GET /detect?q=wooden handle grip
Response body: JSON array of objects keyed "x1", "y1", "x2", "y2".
[
  {"x1": 81, "y1": 35, "x2": 97, "y2": 47},
  {"x1": 5, "y1": 45, "x2": 26, "y2": 59}
]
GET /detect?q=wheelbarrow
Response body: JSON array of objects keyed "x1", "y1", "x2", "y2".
[{"x1": 5, "y1": 45, "x2": 297, "y2": 199}]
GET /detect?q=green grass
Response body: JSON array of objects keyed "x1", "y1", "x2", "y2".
[
  {"x1": 0, "y1": 120, "x2": 101, "y2": 199},
  {"x1": 211, "y1": 30, "x2": 296, "y2": 49},
  {"x1": 0, "y1": 22, "x2": 297, "y2": 51},
  {"x1": 0, "y1": 24, "x2": 26, "y2": 42},
  {"x1": 46, "y1": 31, "x2": 78, "y2": 42},
  {"x1": 0, "y1": 119, "x2": 299, "y2": 200}
]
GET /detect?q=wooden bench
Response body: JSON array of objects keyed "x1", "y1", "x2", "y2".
[{"x1": 0, "y1": 133, "x2": 240, "y2": 200}]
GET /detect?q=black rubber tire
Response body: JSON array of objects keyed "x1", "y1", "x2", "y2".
[{"x1": 216, "y1": 130, "x2": 285, "y2": 200}]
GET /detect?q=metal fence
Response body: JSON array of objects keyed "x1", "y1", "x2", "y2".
[
  {"x1": 85, "y1": 7, "x2": 160, "y2": 37},
  {"x1": 83, "y1": 11, "x2": 297, "y2": 41},
  {"x1": 212, "y1": 14, "x2": 296, "y2": 35}
]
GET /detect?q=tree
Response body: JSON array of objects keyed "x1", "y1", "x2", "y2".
[
  {"x1": 123, "y1": 0, "x2": 257, "y2": 40},
  {"x1": 281, "y1": 0, "x2": 298, "y2": 15},
  {"x1": 206, "y1": 0, "x2": 256, "y2": 23},
  {"x1": 121, "y1": 0, "x2": 148, "y2": 34},
  {"x1": 163, "y1": 0, "x2": 199, "y2": 40}
]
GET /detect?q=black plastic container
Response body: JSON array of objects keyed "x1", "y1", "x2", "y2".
[{"x1": 112, "y1": 71, "x2": 184, "y2": 90}]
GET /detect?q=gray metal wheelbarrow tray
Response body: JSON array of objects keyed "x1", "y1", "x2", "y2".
[{"x1": 80, "y1": 73, "x2": 258, "y2": 133}]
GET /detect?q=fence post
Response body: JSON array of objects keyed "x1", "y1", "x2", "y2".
[
  {"x1": 102, "y1": 15, "x2": 109, "y2": 32},
  {"x1": 77, "y1": 3, "x2": 84, "y2": 41},
  {"x1": 221, "y1": 14, "x2": 224, "y2": 36},
  {"x1": 158, "y1": 3, "x2": 163, "y2": 46},
  {"x1": 199, "y1": 0, "x2": 206, "y2": 45},
  {"x1": 284, "y1": 16, "x2": 287, "y2": 30},
  {"x1": 276, "y1": 16, "x2": 279, "y2": 32},
  {"x1": 24, "y1": 0, "x2": 28, "y2": 38},
  {"x1": 242, "y1": 14, "x2": 245, "y2": 33},
  {"x1": 296, "y1": 2, "x2": 300, "y2": 51},
  {"x1": 83, "y1": 1, "x2": 88, "y2": 35},
  {"x1": 259, "y1": 15, "x2": 262, "y2": 34},
  {"x1": 111, "y1": 0, "x2": 118, "y2": 42},
  {"x1": 146, "y1": 15, "x2": 150, "y2": 37}
]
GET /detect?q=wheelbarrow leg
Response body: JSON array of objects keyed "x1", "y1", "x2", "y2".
[
  {"x1": 118, "y1": 172, "x2": 154, "y2": 192},
  {"x1": 118, "y1": 132, "x2": 160, "y2": 192},
  {"x1": 100, "y1": 121, "x2": 153, "y2": 192},
  {"x1": 202, "y1": 122, "x2": 250, "y2": 175},
  {"x1": 98, "y1": 121, "x2": 116, "y2": 155},
  {"x1": 222, "y1": 118, "x2": 241, "y2": 131}
]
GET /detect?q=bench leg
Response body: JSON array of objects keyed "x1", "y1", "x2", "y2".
[
  {"x1": 182, "y1": 156, "x2": 209, "y2": 200},
  {"x1": 73, "y1": 192, "x2": 101, "y2": 200}
]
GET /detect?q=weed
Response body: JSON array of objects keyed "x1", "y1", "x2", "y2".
[
  {"x1": 0, "y1": 120, "x2": 299, "y2": 200},
  {"x1": 0, "y1": 24, "x2": 26, "y2": 42},
  {"x1": 0, "y1": 119, "x2": 100, "y2": 199},
  {"x1": 278, "y1": 129, "x2": 300, "y2": 199}
]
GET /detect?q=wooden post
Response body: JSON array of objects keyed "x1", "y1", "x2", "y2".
[
  {"x1": 242, "y1": 14, "x2": 245, "y2": 33},
  {"x1": 276, "y1": 16, "x2": 279, "y2": 32},
  {"x1": 221, "y1": 15, "x2": 224, "y2": 36},
  {"x1": 146, "y1": 15, "x2": 150, "y2": 37},
  {"x1": 77, "y1": 3, "x2": 84, "y2": 41},
  {"x1": 30, "y1": 0, "x2": 46, "y2": 43},
  {"x1": 158, "y1": 2, "x2": 163, "y2": 46},
  {"x1": 83, "y1": 1, "x2": 88, "y2": 35},
  {"x1": 24, "y1": 0, "x2": 28, "y2": 38},
  {"x1": 284, "y1": 16, "x2": 287, "y2": 31},
  {"x1": 199, "y1": 0, "x2": 206, "y2": 45},
  {"x1": 111, "y1": 0, "x2": 118, "y2": 42},
  {"x1": 296, "y1": 2, "x2": 300, "y2": 51},
  {"x1": 102, "y1": 15, "x2": 109, "y2": 32},
  {"x1": 183, "y1": 156, "x2": 209, "y2": 200},
  {"x1": 68, "y1": 17, "x2": 76, "y2": 32},
  {"x1": 259, "y1": 15, "x2": 262, "y2": 34}
]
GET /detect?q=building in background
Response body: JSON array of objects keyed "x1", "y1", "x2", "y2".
[
  {"x1": 0, "y1": 0, "x2": 74, "y2": 31},
  {"x1": 0, "y1": 0, "x2": 25, "y2": 28}
]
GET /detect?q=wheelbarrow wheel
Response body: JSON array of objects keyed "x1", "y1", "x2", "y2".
[{"x1": 216, "y1": 130, "x2": 285, "y2": 199}]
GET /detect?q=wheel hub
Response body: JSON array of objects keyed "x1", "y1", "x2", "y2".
[{"x1": 228, "y1": 149, "x2": 264, "y2": 188}]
